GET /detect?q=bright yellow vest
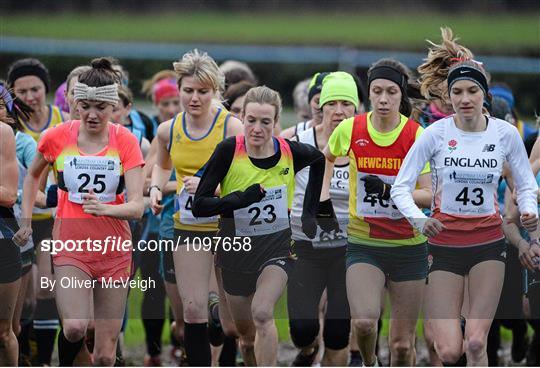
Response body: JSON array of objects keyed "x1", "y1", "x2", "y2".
[
  {"x1": 170, "y1": 108, "x2": 230, "y2": 231},
  {"x1": 221, "y1": 136, "x2": 295, "y2": 209}
]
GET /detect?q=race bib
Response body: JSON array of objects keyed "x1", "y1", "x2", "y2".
[
  {"x1": 176, "y1": 189, "x2": 218, "y2": 225},
  {"x1": 440, "y1": 169, "x2": 496, "y2": 215},
  {"x1": 234, "y1": 185, "x2": 289, "y2": 236},
  {"x1": 356, "y1": 172, "x2": 402, "y2": 219},
  {"x1": 63, "y1": 156, "x2": 120, "y2": 204},
  {"x1": 312, "y1": 223, "x2": 348, "y2": 249}
]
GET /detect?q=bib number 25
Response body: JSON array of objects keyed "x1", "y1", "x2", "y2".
[{"x1": 77, "y1": 173, "x2": 106, "y2": 193}]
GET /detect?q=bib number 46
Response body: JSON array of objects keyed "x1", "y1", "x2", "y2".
[
  {"x1": 363, "y1": 194, "x2": 397, "y2": 209},
  {"x1": 455, "y1": 187, "x2": 484, "y2": 206}
]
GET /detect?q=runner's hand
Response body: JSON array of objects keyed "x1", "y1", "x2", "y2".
[
  {"x1": 13, "y1": 224, "x2": 32, "y2": 247},
  {"x1": 302, "y1": 199, "x2": 340, "y2": 239},
  {"x1": 183, "y1": 176, "x2": 201, "y2": 195},
  {"x1": 316, "y1": 199, "x2": 340, "y2": 233},
  {"x1": 301, "y1": 216, "x2": 317, "y2": 239},
  {"x1": 518, "y1": 239, "x2": 540, "y2": 271},
  {"x1": 521, "y1": 212, "x2": 538, "y2": 232},
  {"x1": 529, "y1": 240, "x2": 540, "y2": 271},
  {"x1": 422, "y1": 218, "x2": 445, "y2": 238},
  {"x1": 149, "y1": 186, "x2": 163, "y2": 215},
  {"x1": 82, "y1": 190, "x2": 109, "y2": 216},
  {"x1": 361, "y1": 175, "x2": 391, "y2": 200},
  {"x1": 239, "y1": 184, "x2": 266, "y2": 207}
]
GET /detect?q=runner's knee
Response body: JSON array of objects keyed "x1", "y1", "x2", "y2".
[
  {"x1": 353, "y1": 319, "x2": 377, "y2": 337},
  {"x1": 62, "y1": 321, "x2": 87, "y2": 342},
  {"x1": 251, "y1": 304, "x2": 273, "y2": 328}
]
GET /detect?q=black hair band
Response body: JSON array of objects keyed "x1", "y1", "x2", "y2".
[
  {"x1": 447, "y1": 66, "x2": 488, "y2": 97},
  {"x1": 7, "y1": 64, "x2": 51, "y2": 93},
  {"x1": 368, "y1": 66, "x2": 407, "y2": 91}
]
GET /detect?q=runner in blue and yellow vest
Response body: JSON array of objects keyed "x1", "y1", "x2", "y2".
[
  {"x1": 149, "y1": 50, "x2": 243, "y2": 366},
  {"x1": 192, "y1": 86, "x2": 326, "y2": 366},
  {"x1": 7, "y1": 58, "x2": 66, "y2": 366},
  {"x1": 321, "y1": 59, "x2": 431, "y2": 366}
]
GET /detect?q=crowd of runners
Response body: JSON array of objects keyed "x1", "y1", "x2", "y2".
[{"x1": 0, "y1": 27, "x2": 539, "y2": 367}]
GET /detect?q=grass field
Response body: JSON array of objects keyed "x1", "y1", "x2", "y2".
[{"x1": 2, "y1": 12, "x2": 539, "y2": 54}]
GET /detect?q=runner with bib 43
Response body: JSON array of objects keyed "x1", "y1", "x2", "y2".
[{"x1": 391, "y1": 57, "x2": 538, "y2": 366}]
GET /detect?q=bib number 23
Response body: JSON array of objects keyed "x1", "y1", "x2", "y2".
[{"x1": 248, "y1": 204, "x2": 276, "y2": 226}]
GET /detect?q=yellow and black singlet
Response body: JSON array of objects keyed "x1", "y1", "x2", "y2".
[{"x1": 192, "y1": 135, "x2": 325, "y2": 273}]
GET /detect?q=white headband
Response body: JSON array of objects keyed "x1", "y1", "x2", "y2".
[{"x1": 74, "y1": 82, "x2": 119, "y2": 104}]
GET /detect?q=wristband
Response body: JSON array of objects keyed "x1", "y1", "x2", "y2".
[{"x1": 148, "y1": 185, "x2": 161, "y2": 195}]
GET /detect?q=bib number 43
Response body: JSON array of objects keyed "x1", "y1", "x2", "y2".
[{"x1": 455, "y1": 187, "x2": 484, "y2": 206}]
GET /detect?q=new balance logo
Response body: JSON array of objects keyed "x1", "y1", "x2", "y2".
[{"x1": 482, "y1": 144, "x2": 496, "y2": 152}]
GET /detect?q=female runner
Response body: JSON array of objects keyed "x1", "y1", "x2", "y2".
[
  {"x1": 321, "y1": 59, "x2": 432, "y2": 366},
  {"x1": 192, "y1": 86, "x2": 329, "y2": 366},
  {"x1": 7, "y1": 58, "x2": 66, "y2": 365},
  {"x1": 391, "y1": 51, "x2": 538, "y2": 365},
  {"x1": 281, "y1": 72, "x2": 329, "y2": 139},
  {"x1": 287, "y1": 71, "x2": 359, "y2": 366},
  {"x1": 0, "y1": 91, "x2": 22, "y2": 366},
  {"x1": 149, "y1": 49, "x2": 243, "y2": 366},
  {"x1": 14, "y1": 57, "x2": 145, "y2": 366}
]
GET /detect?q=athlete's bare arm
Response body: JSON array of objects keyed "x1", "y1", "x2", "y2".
[
  {"x1": 225, "y1": 116, "x2": 243, "y2": 137},
  {"x1": 149, "y1": 119, "x2": 174, "y2": 214},
  {"x1": 0, "y1": 123, "x2": 18, "y2": 208}
]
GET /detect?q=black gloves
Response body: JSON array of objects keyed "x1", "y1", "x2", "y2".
[
  {"x1": 302, "y1": 199, "x2": 340, "y2": 239},
  {"x1": 46, "y1": 184, "x2": 58, "y2": 208},
  {"x1": 360, "y1": 175, "x2": 391, "y2": 201},
  {"x1": 301, "y1": 215, "x2": 317, "y2": 239},
  {"x1": 238, "y1": 183, "x2": 266, "y2": 207}
]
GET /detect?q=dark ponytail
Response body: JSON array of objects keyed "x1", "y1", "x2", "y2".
[{"x1": 78, "y1": 57, "x2": 122, "y2": 87}]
